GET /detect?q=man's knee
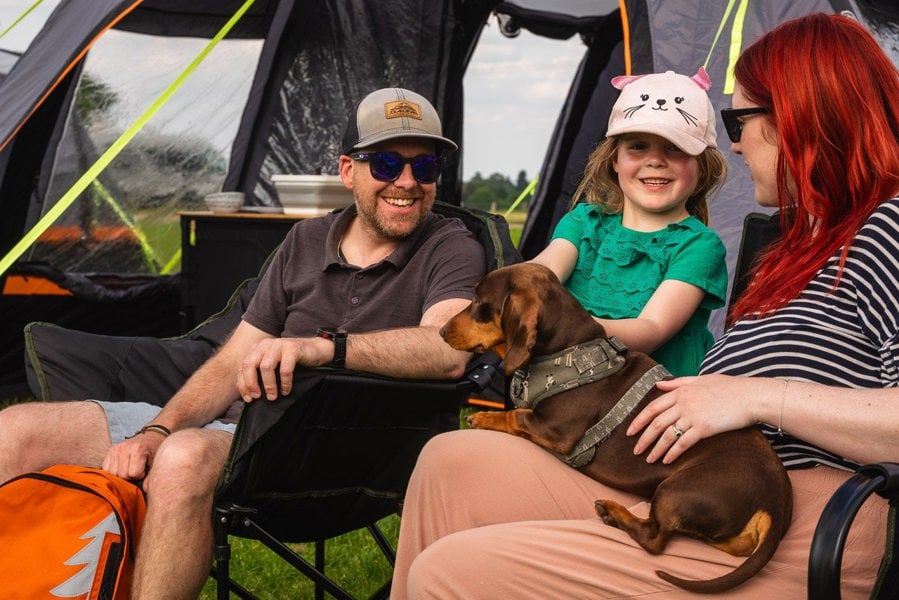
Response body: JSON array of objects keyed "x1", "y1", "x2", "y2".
[{"x1": 143, "y1": 429, "x2": 231, "y2": 499}]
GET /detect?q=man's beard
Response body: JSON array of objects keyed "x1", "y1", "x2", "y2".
[{"x1": 355, "y1": 193, "x2": 430, "y2": 240}]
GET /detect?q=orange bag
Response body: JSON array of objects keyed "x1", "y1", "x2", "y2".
[{"x1": 0, "y1": 464, "x2": 146, "y2": 599}]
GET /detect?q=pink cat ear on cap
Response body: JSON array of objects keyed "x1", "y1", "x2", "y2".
[
  {"x1": 605, "y1": 67, "x2": 717, "y2": 155},
  {"x1": 610, "y1": 73, "x2": 647, "y2": 90},
  {"x1": 690, "y1": 66, "x2": 711, "y2": 91}
]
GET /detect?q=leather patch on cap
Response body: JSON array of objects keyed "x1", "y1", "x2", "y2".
[{"x1": 384, "y1": 100, "x2": 423, "y2": 120}]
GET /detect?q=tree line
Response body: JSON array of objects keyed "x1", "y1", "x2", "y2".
[{"x1": 461, "y1": 170, "x2": 530, "y2": 212}]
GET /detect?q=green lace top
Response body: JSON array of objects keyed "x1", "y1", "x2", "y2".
[{"x1": 552, "y1": 203, "x2": 727, "y2": 376}]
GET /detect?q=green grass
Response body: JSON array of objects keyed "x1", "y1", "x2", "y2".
[
  {"x1": 200, "y1": 515, "x2": 400, "y2": 599},
  {"x1": 504, "y1": 210, "x2": 526, "y2": 248}
]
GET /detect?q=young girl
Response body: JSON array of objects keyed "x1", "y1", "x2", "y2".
[{"x1": 531, "y1": 68, "x2": 727, "y2": 376}]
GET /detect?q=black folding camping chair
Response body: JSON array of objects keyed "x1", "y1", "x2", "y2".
[{"x1": 24, "y1": 202, "x2": 520, "y2": 599}]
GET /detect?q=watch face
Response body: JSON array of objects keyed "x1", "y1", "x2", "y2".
[{"x1": 316, "y1": 327, "x2": 346, "y2": 341}]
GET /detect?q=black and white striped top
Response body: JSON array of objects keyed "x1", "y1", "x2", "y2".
[{"x1": 701, "y1": 198, "x2": 899, "y2": 471}]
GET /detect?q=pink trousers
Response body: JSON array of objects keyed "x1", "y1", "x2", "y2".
[{"x1": 391, "y1": 429, "x2": 888, "y2": 599}]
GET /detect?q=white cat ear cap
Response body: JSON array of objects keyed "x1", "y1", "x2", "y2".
[{"x1": 606, "y1": 67, "x2": 717, "y2": 155}]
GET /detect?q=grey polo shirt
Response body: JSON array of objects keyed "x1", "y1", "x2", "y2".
[{"x1": 242, "y1": 204, "x2": 485, "y2": 337}]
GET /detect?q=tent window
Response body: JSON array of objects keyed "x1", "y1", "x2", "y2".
[{"x1": 32, "y1": 30, "x2": 262, "y2": 274}]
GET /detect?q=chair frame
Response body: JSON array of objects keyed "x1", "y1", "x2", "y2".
[
  {"x1": 808, "y1": 462, "x2": 899, "y2": 599},
  {"x1": 210, "y1": 363, "x2": 497, "y2": 599},
  {"x1": 213, "y1": 507, "x2": 394, "y2": 600}
]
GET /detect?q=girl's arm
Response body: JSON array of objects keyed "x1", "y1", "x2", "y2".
[
  {"x1": 531, "y1": 239, "x2": 707, "y2": 354},
  {"x1": 529, "y1": 238, "x2": 579, "y2": 284},
  {"x1": 597, "y1": 279, "x2": 705, "y2": 353}
]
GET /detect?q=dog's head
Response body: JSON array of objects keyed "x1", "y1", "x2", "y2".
[{"x1": 441, "y1": 263, "x2": 601, "y2": 375}]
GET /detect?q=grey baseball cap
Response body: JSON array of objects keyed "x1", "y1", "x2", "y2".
[{"x1": 342, "y1": 87, "x2": 458, "y2": 155}]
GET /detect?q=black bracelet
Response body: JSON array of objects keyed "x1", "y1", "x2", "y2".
[{"x1": 125, "y1": 424, "x2": 172, "y2": 439}]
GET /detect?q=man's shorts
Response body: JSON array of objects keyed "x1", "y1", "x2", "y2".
[{"x1": 93, "y1": 400, "x2": 237, "y2": 444}]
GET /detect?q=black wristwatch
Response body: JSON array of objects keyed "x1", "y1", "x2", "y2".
[{"x1": 316, "y1": 327, "x2": 347, "y2": 368}]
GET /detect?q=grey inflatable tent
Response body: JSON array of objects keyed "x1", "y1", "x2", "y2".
[{"x1": 0, "y1": 0, "x2": 896, "y2": 395}]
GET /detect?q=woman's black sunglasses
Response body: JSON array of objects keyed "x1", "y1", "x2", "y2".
[
  {"x1": 349, "y1": 151, "x2": 443, "y2": 184},
  {"x1": 720, "y1": 107, "x2": 769, "y2": 143}
]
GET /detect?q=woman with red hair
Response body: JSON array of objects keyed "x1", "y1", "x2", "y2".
[{"x1": 391, "y1": 12, "x2": 899, "y2": 597}]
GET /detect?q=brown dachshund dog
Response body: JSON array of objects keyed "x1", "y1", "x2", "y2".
[{"x1": 441, "y1": 262, "x2": 792, "y2": 593}]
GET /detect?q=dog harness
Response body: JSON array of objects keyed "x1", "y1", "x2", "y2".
[
  {"x1": 509, "y1": 337, "x2": 629, "y2": 409},
  {"x1": 509, "y1": 338, "x2": 672, "y2": 468}
]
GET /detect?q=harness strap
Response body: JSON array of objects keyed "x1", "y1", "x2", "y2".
[
  {"x1": 562, "y1": 364, "x2": 672, "y2": 468},
  {"x1": 509, "y1": 337, "x2": 628, "y2": 409}
]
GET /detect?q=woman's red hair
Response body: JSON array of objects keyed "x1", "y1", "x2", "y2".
[{"x1": 728, "y1": 13, "x2": 899, "y2": 323}]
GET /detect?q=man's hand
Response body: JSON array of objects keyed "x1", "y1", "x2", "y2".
[
  {"x1": 102, "y1": 433, "x2": 165, "y2": 481},
  {"x1": 237, "y1": 337, "x2": 334, "y2": 401}
]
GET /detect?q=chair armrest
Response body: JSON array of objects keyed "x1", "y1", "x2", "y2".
[
  {"x1": 311, "y1": 357, "x2": 499, "y2": 395},
  {"x1": 808, "y1": 462, "x2": 899, "y2": 599}
]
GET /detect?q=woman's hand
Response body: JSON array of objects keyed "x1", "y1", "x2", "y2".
[{"x1": 627, "y1": 374, "x2": 763, "y2": 464}]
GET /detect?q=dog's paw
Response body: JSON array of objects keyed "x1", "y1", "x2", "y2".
[
  {"x1": 466, "y1": 413, "x2": 483, "y2": 429},
  {"x1": 594, "y1": 500, "x2": 619, "y2": 528}
]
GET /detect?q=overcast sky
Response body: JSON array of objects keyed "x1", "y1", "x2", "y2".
[
  {"x1": 462, "y1": 21, "x2": 584, "y2": 181},
  {"x1": 0, "y1": 2, "x2": 584, "y2": 183}
]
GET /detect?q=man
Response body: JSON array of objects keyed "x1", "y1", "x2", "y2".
[{"x1": 0, "y1": 87, "x2": 485, "y2": 598}]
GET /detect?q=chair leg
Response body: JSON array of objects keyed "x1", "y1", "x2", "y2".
[
  {"x1": 315, "y1": 540, "x2": 325, "y2": 600},
  {"x1": 212, "y1": 506, "x2": 259, "y2": 600},
  {"x1": 213, "y1": 507, "x2": 233, "y2": 600},
  {"x1": 212, "y1": 507, "x2": 397, "y2": 599},
  {"x1": 367, "y1": 523, "x2": 396, "y2": 566},
  {"x1": 237, "y1": 516, "x2": 355, "y2": 600}
]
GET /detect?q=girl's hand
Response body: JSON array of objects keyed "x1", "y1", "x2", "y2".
[{"x1": 626, "y1": 375, "x2": 759, "y2": 464}]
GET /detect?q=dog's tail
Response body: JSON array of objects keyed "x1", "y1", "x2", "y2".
[{"x1": 655, "y1": 506, "x2": 790, "y2": 593}]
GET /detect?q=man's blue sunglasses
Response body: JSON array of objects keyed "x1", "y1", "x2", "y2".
[{"x1": 349, "y1": 151, "x2": 443, "y2": 184}]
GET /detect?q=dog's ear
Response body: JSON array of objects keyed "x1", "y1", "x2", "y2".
[{"x1": 501, "y1": 292, "x2": 538, "y2": 375}]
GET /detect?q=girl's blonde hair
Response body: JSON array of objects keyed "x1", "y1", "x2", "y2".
[{"x1": 570, "y1": 136, "x2": 727, "y2": 225}]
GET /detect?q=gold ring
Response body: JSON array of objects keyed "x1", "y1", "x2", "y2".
[{"x1": 672, "y1": 424, "x2": 684, "y2": 439}]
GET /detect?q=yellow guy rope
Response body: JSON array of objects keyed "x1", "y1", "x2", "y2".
[
  {"x1": 0, "y1": 0, "x2": 256, "y2": 278},
  {"x1": 703, "y1": 0, "x2": 750, "y2": 95},
  {"x1": 724, "y1": 0, "x2": 751, "y2": 94},
  {"x1": 0, "y1": 0, "x2": 44, "y2": 42},
  {"x1": 89, "y1": 179, "x2": 161, "y2": 273},
  {"x1": 504, "y1": 177, "x2": 538, "y2": 218}
]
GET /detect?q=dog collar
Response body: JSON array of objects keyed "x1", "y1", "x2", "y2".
[{"x1": 509, "y1": 336, "x2": 628, "y2": 410}]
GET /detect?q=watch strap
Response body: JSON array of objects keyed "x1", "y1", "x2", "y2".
[{"x1": 316, "y1": 327, "x2": 347, "y2": 368}]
